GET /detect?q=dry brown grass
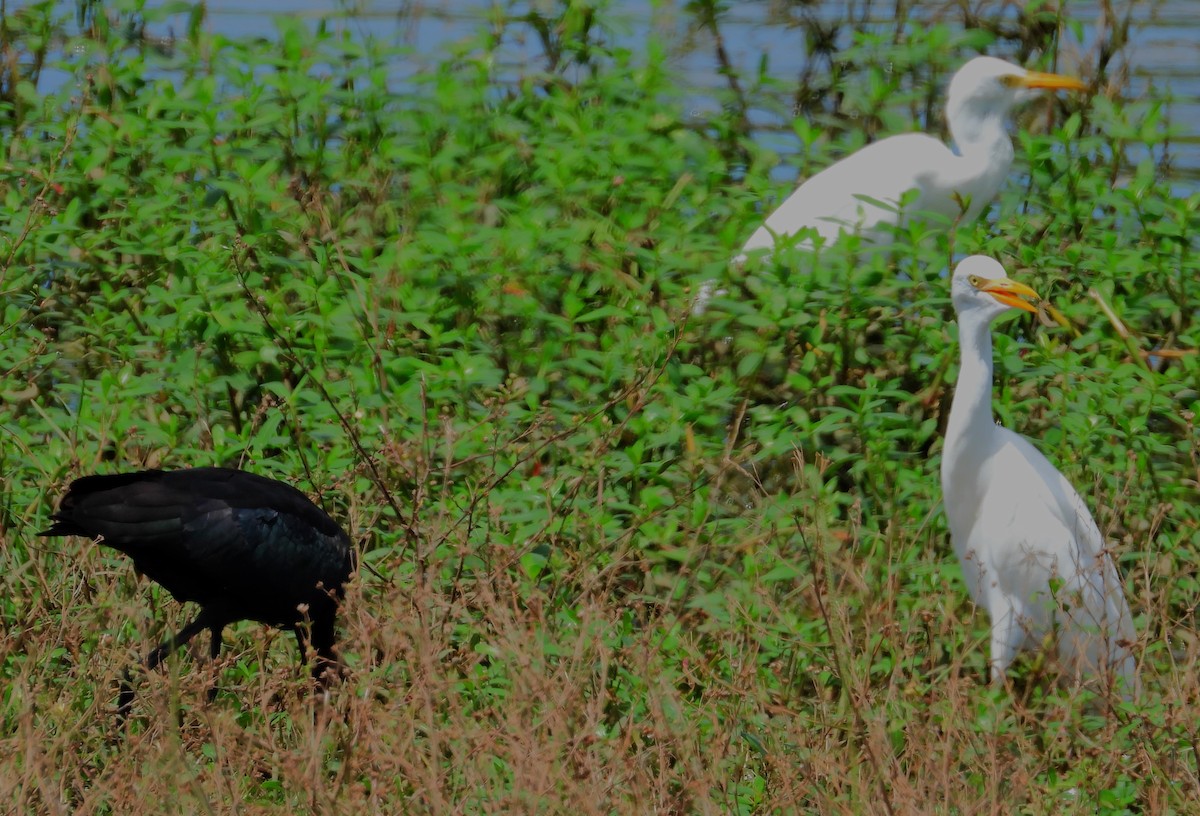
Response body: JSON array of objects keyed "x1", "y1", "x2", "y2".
[{"x1": 4, "y1": 497, "x2": 1197, "y2": 815}]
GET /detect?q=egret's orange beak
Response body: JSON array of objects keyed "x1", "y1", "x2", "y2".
[
  {"x1": 978, "y1": 277, "x2": 1041, "y2": 313},
  {"x1": 1020, "y1": 71, "x2": 1087, "y2": 92}
]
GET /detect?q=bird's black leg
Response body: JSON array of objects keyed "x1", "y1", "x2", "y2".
[
  {"x1": 292, "y1": 625, "x2": 310, "y2": 665},
  {"x1": 296, "y1": 619, "x2": 342, "y2": 690},
  {"x1": 145, "y1": 613, "x2": 212, "y2": 673},
  {"x1": 310, "y1": 615, "x2": 343, "y2": 685},
  {"x1": 206, "y1": 625, "x2": 225, "y2": 703},
  {"x1": 118, "y1": 611, "x2": 211, "y2": 723}
]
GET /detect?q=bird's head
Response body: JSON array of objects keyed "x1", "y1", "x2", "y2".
[
  {"x1": 951, "y1": 255, "x2": 1040, "y2": 323},
  {"x1": 947, "y1": 56, "x2": 1086, "y2": 124}
]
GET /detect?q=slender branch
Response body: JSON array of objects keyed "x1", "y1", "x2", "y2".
[{"x1": 792, "y1": 495, "x2": 897, "y2": 816}]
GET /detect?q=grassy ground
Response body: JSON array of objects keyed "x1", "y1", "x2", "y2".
[{"x1": 0, "y1": 2, "x2": 1197, "y2": 813}]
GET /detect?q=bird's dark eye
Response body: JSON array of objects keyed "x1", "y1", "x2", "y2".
[{"x1": 968, "y1": 275, "x2": 982, "y2": 286}]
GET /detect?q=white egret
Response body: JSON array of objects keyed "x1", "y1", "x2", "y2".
[
  {"x1": 941, "y1": 256, "x2": 1137, "y2": 694},
  {"x1": 742, "y1": 57, "x2": 1086, "y2": 256},
  {"x1": 693, "y1": 57, "x2": 1086, "y2": 314}
]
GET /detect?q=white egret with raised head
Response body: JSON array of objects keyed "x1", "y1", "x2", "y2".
[{"x1": 941, "y1": 255, "x2": 1137, "y2": 694}]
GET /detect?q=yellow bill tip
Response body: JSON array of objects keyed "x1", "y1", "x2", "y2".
[{"x1": 978, "y1": 277, "x2": 1041, "y2": 314}]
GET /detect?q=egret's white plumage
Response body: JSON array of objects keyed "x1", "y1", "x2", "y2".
[
  {"x1": 693, "y1": 57, "x2": 1086, "y2": 314},
  {"x1": 740, "y1": 58, "x2": 1086, "y2": 257},
  {"x1": 941, "y1": 256, "x2": 1137, "y2": 694}
]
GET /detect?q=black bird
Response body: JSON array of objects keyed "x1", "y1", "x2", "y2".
[{"x1": 40, "y1": 466, "x2": 354, "y2": 715}]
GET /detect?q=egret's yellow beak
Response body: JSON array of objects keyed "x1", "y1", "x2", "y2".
[
  {"x1": 1020, "y1": 71, "x2": 1087, "y2": 92},
  {"x1": 977, "y1": 277, "x2": 1041, "y2": 313}
]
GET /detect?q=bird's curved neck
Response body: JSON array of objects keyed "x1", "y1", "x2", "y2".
[
  {"x1": 947, "y1": 104, "x2": 1015, "y2": 190},
  {"x1": 949, "y1": 94, "x2": 1014, "y2": 149},
  {"x1": 945, "y1": 314, "x2": 997, "y2": 471}
]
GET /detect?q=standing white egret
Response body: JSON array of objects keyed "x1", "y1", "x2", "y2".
[
  {"x1": 693, "y1": 57, "x2": 1086, "y2": 314},
  {"x1": 941, "y1": 256, "x2": 1137, "y2": 694}
]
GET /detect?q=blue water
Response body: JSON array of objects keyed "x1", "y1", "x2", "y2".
[{"x1": 12, "y1": 0, "x2": 1200, "y2": 189}]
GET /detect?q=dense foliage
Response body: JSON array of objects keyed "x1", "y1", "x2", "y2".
[{"x1": 0, "y1": 0, "x2": 1196, "y2": 812}]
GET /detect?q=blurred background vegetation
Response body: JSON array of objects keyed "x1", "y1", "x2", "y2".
[{"x1": 0, "y1": 0, "x2": 1196, "y2": 812}]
